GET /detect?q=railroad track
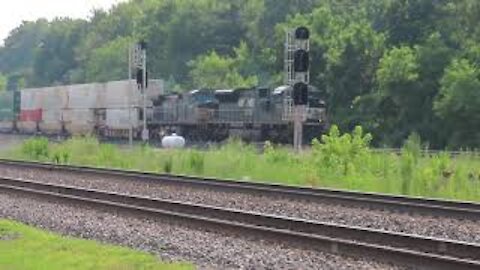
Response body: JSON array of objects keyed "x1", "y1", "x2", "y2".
[
  {"x1": 0, "y1": 158, "x2": 479, "y2": 221},
  {"x1": 0, "y1": 176, "x2": 479, "y2": 270}
]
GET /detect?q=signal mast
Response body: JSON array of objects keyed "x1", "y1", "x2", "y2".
[
  {"x1": 285, "y1": 27, "x2": 310, "y2": 152},
  {"x1": 128, "y1": 41, "x2": 149, "y2": 144}
]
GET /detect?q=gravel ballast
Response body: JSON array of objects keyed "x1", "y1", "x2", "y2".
[
  {"x1": 1, "y1": 164, "x2": 479, "y2": 244},
  {"x1": 0, "y1": 192, "x2": 402, "y2": 270}
]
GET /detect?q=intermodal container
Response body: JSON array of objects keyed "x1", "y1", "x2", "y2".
[
  {"x1": 65, "y1": 83, "x2": 100, "y2": 134},
  {"x1": 0, "y1": 91, "x2": 15, "y2": 121}
]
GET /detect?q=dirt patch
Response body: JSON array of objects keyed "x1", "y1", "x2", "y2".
[{"x1": 0, "y1": 228, "x2": 21, "y2": 241}]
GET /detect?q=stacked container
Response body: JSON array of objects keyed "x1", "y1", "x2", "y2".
[
  {"x1": 15, "y1": 79, "x2": 163, "y2": 136},
  {"x1": 64, "y1": 83, "x2": 100, "y2": 134},
  {"x1": 0, "y1": 91, "x2": 18, "y2": 131}
]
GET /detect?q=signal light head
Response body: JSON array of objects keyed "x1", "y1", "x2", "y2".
[
  {"x1": 293, "y1": 49, "x2": 309, "y2": 72},
  {"x1": 136, "y1": 69, "x2": 148, "y2": 88},
  {"x1": 139, "y1": 40, "x2": 147, "y2": 50},
  {"x1": 295, "y1": 26, "x2": 310, "y2": 40},
  {"x1": 293, "y1": 82, "x2": 308, "y2": 105}
]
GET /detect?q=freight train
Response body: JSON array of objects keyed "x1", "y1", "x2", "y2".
[{"x1": 0, "y1": 80, "x2": 327, "y2": 143}]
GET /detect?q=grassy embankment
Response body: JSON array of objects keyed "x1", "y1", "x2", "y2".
[
  {"x1": 0, "y1": 219, "x2": 191, "y2": 270},
  {"x1": 3, "y1": 125, "x2": 479, "y2": 202}
]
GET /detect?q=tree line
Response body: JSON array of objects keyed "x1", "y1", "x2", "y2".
[{"x1": 0, "y1": 0, "x2": 479, "y2": 149}]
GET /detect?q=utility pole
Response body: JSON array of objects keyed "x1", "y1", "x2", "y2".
[{"x1": 286, "y1": 27, "x2": 310, "y2": 152}]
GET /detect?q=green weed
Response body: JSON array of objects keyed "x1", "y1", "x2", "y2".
[
  {"x1": 4, "y1": 129, "x2": 480, "y2": 202},
  {"x1": 21, "y1": 137, "x2": 49, "y2": 160}
]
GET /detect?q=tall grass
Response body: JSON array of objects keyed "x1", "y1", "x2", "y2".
[{"x1": 4, "y1": 127, "x2": 480, "y2": 202}]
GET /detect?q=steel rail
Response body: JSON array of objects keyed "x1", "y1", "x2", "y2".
[
  {"x1": 1, "y1": 177, "x2": 480, "y2": 270},
  {"x1": 0, "y1": 158, "x2": 479, "y2": 221}
]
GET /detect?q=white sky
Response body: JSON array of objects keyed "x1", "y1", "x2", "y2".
[{"x1": 0, "y1": 0, "x2": 127, "y2": 44}]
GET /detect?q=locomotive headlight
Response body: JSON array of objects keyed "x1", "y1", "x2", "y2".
[{"x1": 306, "y1": 108, "x2": 324, "y2": 121}]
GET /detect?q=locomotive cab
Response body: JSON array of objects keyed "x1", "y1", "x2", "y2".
[{"x1": 189, "y1": 89, "x2": 218, "y2": 123}]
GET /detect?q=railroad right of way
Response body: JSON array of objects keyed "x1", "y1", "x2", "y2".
[
  {"x1": 1, "y1": 176, "x2": 479, "y2": 270},
  {"x1": 0, "y1": 159, "x2": 478, "y2": 245}
]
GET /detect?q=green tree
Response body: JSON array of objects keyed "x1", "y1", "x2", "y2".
[
  {"x1": 85, "y1": 37, "x2": 132, "y2": 82},
  {"x1": 412, "y1": 33, "x2": 455, "y2": 147},
  {"x1": 189, "y1": 49, "x2": 258, "y2": 89},
  {"x1": 372, "y1": 33, "x2": 455, "y2": 147},
  {"x1": 374, "y1": 46, "x2": 419, "y2": 144},
  {"x1": 144, "y1": 0, "x2": 247, "y2": 83},
  {"x1": 0, "y1": 20, "x2": 49, "y2": 86},
  {"x1": 434, "y1": 59, "x2": 480, "y2": 148},
  {"x1": 31, "y1": 18, "x2": 87, "y2": 86},
  {"x1": 377, "y1": 47, "x2": 419, "y2": 87},
  {"x1": 379, "y1": 0, "x2": 442, "y2": 45}
]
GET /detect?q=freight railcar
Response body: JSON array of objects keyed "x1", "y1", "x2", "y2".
[{"x1": 0, "y1": 80, "x2": 164, "y2": 138}]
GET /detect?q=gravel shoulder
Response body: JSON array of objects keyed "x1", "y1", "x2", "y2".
[
  {"x1": 0, "y1": 192, "x2": 402, "y2": 270},
  {"x1": 0, "y1": 164, "x2": 479, "y2": 244}
]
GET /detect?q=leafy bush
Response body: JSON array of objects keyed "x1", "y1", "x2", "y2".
[
  {"x1": 312, "y1": 125, "x2": 372, "y2": 176},
  {"x1": 21, "y1": 138, "x2": 50, "y2": 160}
]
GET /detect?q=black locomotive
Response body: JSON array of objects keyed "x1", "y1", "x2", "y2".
[{"x1": 148, "y1": 85, "x2": 327, "y2": 143}]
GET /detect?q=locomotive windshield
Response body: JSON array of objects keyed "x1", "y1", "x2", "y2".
[{"x1": 308, "y1": 91, "x2": 326, "y2": 108}]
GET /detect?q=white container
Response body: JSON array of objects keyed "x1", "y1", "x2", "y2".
[
  {"x1": 106, "y1": 108, "x2": 137, "y2": 129},
  {"x1": 20, "y1": 89, "x2": 39, "y2": 111},
  {"x1": 40, "y1": 87, "x2": 65, "y2": 133},
  {"x1": 146, "y1": 79, "x2": 164, "y2": 99},
  {"x1": 0, "y1": 121, "x2": 13, "y2": 131},
  {"x1": 17, "y1": 122, "x2": 37, "y2": 133},
  {"x1": 65, "y1": 83, "x2": 100, "y2": 134},
  {"x1": 104, "y1": 80, "x2": 141, "y2": 130},
  {"x1": 161, "y1": 133, "x2": 186, "y2": 149}
]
